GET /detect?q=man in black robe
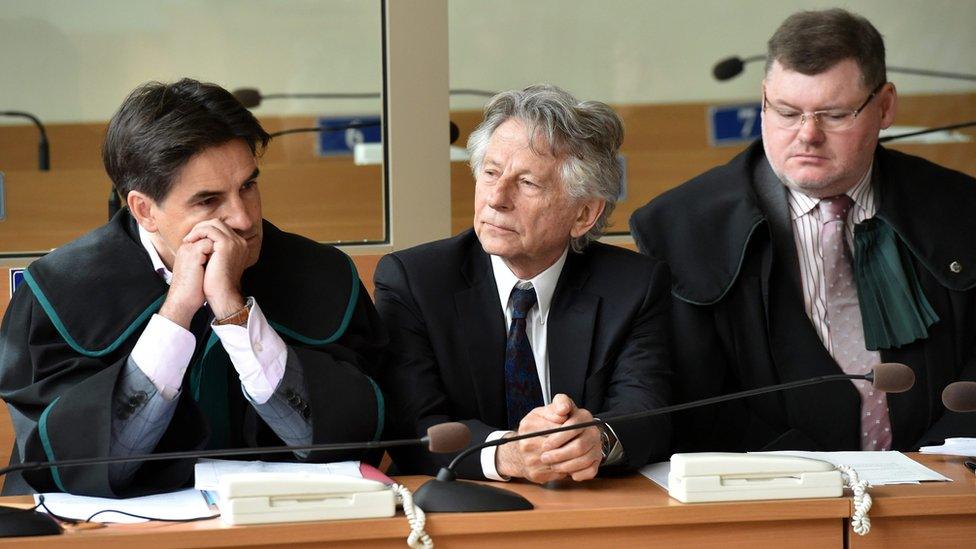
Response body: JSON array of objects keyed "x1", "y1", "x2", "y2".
[
  {"x1": 0, "y1": 78, "x2": 387, "y2": 496},
  {"x1": 630, "y1": 9, "x2": 976, "y2": 453}
]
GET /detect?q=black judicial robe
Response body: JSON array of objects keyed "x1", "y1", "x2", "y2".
[
  {"x1": 0, "y1": 212, "x2": 387, "y2": 496},
  {"x1": 630, "y1": 141, "x2": 976, "y2": 453}
]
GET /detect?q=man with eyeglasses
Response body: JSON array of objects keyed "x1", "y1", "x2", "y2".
[{"x1": 630, "y1": 8, "x2": 976, "y2": 453}]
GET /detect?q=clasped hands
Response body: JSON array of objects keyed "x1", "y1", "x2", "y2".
[
  {"x1": 159, "y1": 219, "x2": 251, "y2": 329},
  {"x1": 496, "y1": 394, "x2": 603, "y2": 483}
]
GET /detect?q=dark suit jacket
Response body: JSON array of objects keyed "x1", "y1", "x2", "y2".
[
  {"x1": 630, "y1": 140, "x2": 976, "y2": 453},
  {"x1": 374, "y1": 229, "x2": 672, "y2": 479}
]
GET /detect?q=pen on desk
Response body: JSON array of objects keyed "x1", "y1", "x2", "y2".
[{"x1": 964, "y1": 460, "x2": 976, "y2": 474}]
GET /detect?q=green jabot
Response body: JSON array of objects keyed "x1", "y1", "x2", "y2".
[{"x1": 853, "y1": 218, "x2": 938, "y2": 350}]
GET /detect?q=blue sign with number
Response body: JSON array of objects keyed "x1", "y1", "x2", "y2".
[
  {"x1": 317, "y1": 116, "x2": 382, "y2": 157},
  {"x1": 10, "y1": 268, "x2": 24, "y2": 297},
  {"x1": 708, "y1": 103, "x2": 762, "y2": 146}
]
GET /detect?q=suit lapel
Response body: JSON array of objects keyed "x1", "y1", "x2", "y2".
[
  {"x1": 454, "y1": 243, "x2": 508, "y2": 427},
  {"x1": 547, "y1": 252, "x2": 597, "y2": 403},
  {"x1": 753, "y1": 158, "x2": 861, "y2": 449}
]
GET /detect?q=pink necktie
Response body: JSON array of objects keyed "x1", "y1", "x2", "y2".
[{"x1": 820, "y1": 195, "x2": 892, "y2": 451}]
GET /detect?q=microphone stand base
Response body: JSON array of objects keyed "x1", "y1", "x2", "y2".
[
  {"x1": 0, "y1": 505, "x2": 62, "y2": 537},
  {"x1": 413, "y1": 478, "x2": 533, "y2": 513}
]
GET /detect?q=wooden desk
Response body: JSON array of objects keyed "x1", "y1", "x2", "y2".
[
  {"x1": 1, "y1": 454, "x2": 971, "y2": 548},
  {"x1": 0, "y1": 476, "x2": 848, "y2": 547},
  {"x1": 847, "y1": 454, "x2": 976, "y2": 548}
]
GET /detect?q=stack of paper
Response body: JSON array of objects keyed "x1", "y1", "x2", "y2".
[
  {"x1": 919, "y1": 438, "x2": 976, "y2": 457},
  {"x1": 35, "y1": 489, "x2": 213, "y2": 523}
]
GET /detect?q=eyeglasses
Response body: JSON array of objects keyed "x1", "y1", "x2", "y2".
[{"x1": 762, "y1": 82, "x2": 885, "y2": 132}]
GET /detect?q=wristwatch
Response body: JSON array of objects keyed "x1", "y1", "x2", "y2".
[
  {"x1": 599, "y1": 424, "x2": 618, "y2": 463},
  {"x1": 214, "y1": 299, "x2": 251, "y2": 327}
]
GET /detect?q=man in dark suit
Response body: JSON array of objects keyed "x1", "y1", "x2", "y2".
[
  {"x1": 630, "y1": 9, "x2": 976, "y2": 453},
  {"x1": 375, "y1": 85, "x2": 671, "y2": 483}
]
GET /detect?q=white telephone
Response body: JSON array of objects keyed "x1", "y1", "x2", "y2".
[
  {"x1": 218, "y1": 473, "x2": 395, "y2": 525},
  {"x1": 668, "y1": 452, "x2": 843, "y2": 503}
]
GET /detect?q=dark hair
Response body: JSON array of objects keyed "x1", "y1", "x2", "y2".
[
  {"x1": 766, "y1": 8, "x2": 886, "y2": 90},
  {"x1": 103, "y1": 78, "x2": 270, "y2": 203}
]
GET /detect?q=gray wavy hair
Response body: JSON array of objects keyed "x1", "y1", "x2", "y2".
[{"x1": 467, "y1": 85, "x2": 624, "y2": 252}]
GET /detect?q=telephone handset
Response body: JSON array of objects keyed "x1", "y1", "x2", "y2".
[
  {"x1": 668, "y1": 452, "x2": 844, "y2": 503},
  {"x1": 219, "y1": 473, "x2": 396, "y2": 525}
]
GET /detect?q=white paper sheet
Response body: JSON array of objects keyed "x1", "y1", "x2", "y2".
[
  {"x1": 639, "y1": 451, "x2": 950, "y2": 491},
  {"x1": 761, "y1": 451, "x2": 950, "y2": 485},
  {"x1": 34, "y1": 488, "x2": 213, "y2": 523},
  {"x1": 193, "y1": 459, "x2": 362, "y2": 491},
  {"x1": 919, "y1": 437, "x2": 976, "y2": 457},
  {"x1": 638, "y1": 461, "x2": 671, "y2": 490}
]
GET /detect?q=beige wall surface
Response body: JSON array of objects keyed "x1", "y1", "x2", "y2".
[{"x1": 2, "y1": 1, "x2": 973, "y2": 125}]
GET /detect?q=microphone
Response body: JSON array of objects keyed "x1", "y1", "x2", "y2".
[
  {"x1": 712, "y1": 55, "x2": 766, "y2": 81},
  {"x1": 233, "y1": 88, "x2": 498, "y2": 108},
  {"x1": 1, "y1": 110, "x2": 50, "y2": 171},
  {"x1": 712, "y1": 55, "x2": 976, "y2": 82},
  {"x1": 942, "y1": 381, "x2": 976, "y2": 412},
  {"x1": 105, "y1": 120, "x2": 462, "y2": 220},
  {"x1": 0, "y1": 422, "x2": 470, "y2": 538},
  {"x1": 270, "y1": 121, "x2": 462, "y2": 145},
  {"x1": 879, "y1": 120, "x2": 976, "y2": 143},
  {"x1": 412, "y1": 363, "x2": 915, "y2": 513}
]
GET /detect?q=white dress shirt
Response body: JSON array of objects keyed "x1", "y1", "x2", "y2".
[
  {"x1": 129, "y1": 226, "x2": 288, "y2": 404},
  {"x1": 788, "y1": 165, "x2": 880, "y2": 363},
  {"x1": 480, "y1": 249, "x2": 568, "y2": 480}
]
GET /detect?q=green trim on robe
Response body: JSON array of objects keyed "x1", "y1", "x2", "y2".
[
  {"x1": 38, "y1": 397, "x2": 67, "y2": 492},
  {"x1": 854, "y1": 218, "x2": 939, "y2": 350},
  {"x1": 23, "y1": 270, "x2": 165, "y2": 358},
  {"x1": 268, "y1": 255, "x2": 361, "y2": 345}
]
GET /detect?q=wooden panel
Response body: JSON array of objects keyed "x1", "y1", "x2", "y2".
[
  {"x1": 849, "y1": 514, "x2": 976, "y2": 549},
  {"x1": 2, "y1": 94, "x2": 974, "y2": 254},
  {"x1": 0, "y1": 162, "x2": 384, "y2": 253},
  {"x1": 2, "y1": 454, "x2": 974, "y2": 548},
  {"x1": 0, "y1": 115, "x2": 347, "y2": 172},
  {"x1": 0, "y1": 474, "x2": 849, "y2": 548},
  {"x1": 350, "y1": 254, "x2": 382, "y2": 298},
  {"x1": 0, "y1": 267, "x2": 9, "y2": 320},
  {"x1": 0, "y1": 267, "x2": 11, "y2": 485},
  {"x1": 449, "y1": 93, "x2": 976, "y2": 236},
  {"x1": 847, "y1": 454, "x2": 976, "y2": 548}
]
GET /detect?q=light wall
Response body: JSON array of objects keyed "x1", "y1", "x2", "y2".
[
  {"x1": 2, "y1": 1, "x2": 974, "y2": 124},
  {"x1": 0, "y1": 0, "x2": 383, "y2": 123},
  {"x1": 448, "y1": 0, "x2": 976, "y2": 109}
]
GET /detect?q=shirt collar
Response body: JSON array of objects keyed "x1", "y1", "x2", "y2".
[
  {"x1": 787, "y1": 163, "x2": 875, "y2": 220},
  {"x1": 138, "y1": 224, "x2": 173, "y2": 285},
  {"x1": 491, "y1": 247, "x2": 569, "y2": 321}
]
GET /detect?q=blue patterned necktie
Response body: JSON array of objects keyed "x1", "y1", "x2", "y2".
[{"x1": 504, "y1": 286, "x2": 543, "y2": 429}]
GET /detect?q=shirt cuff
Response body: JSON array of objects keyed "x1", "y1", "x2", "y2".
[
  {"x1": 481, "y1": 430, "x2": 514, "y2": 481},
  {"x1": 130, "y1": 313, "x2": 196, "y2": 397},
  {"x1": 212, "y1": 297, "x2": 287, "y2": 404},
  {"x1": 601, "y1": 421, "x2": 625, "y2": 466}
]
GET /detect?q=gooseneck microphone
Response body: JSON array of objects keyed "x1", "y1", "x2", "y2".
[
  {"x1": 0, "y1": 110, "x2": 50, "y2": 171},
  {"x1": 233, "y1": 88, "x2": 498, "y2": 109},
  {"x1": 712, "y1": 55, "x2": 766, "y2": 81},
  {"x1": 942, "y1": 381, "x2": 976, "y2": 413},
  {"x1": 413, "y1": 363, "x2": 916, "y2": 513},
  {"x1": 269, "y1": 121, "x2": 462, "y2": 145},
  {"x1": 879, "y1": 120, "x2": 976, "y2": 143},
  {"x1": 712, "y1": 55, "x2": 976, "y2": 82},
  {"x1": 0, "y1": 422, "x2": 470, "y2": 539}
]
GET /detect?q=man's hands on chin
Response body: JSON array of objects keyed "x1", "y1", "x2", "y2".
[
  {"x1": 158, "y1": 219, "x2": 250, "y2": 328},
  {"x1": 495, "y1": 394, "x2": 603, "y2": 483}
]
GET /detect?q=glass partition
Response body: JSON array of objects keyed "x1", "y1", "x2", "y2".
[
  {"x1": 447, "y1": 0, "x2": 976, "y2": 238},
  {"x1": 0, "y1": 0, "x2": 385, "y2": 256}
]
